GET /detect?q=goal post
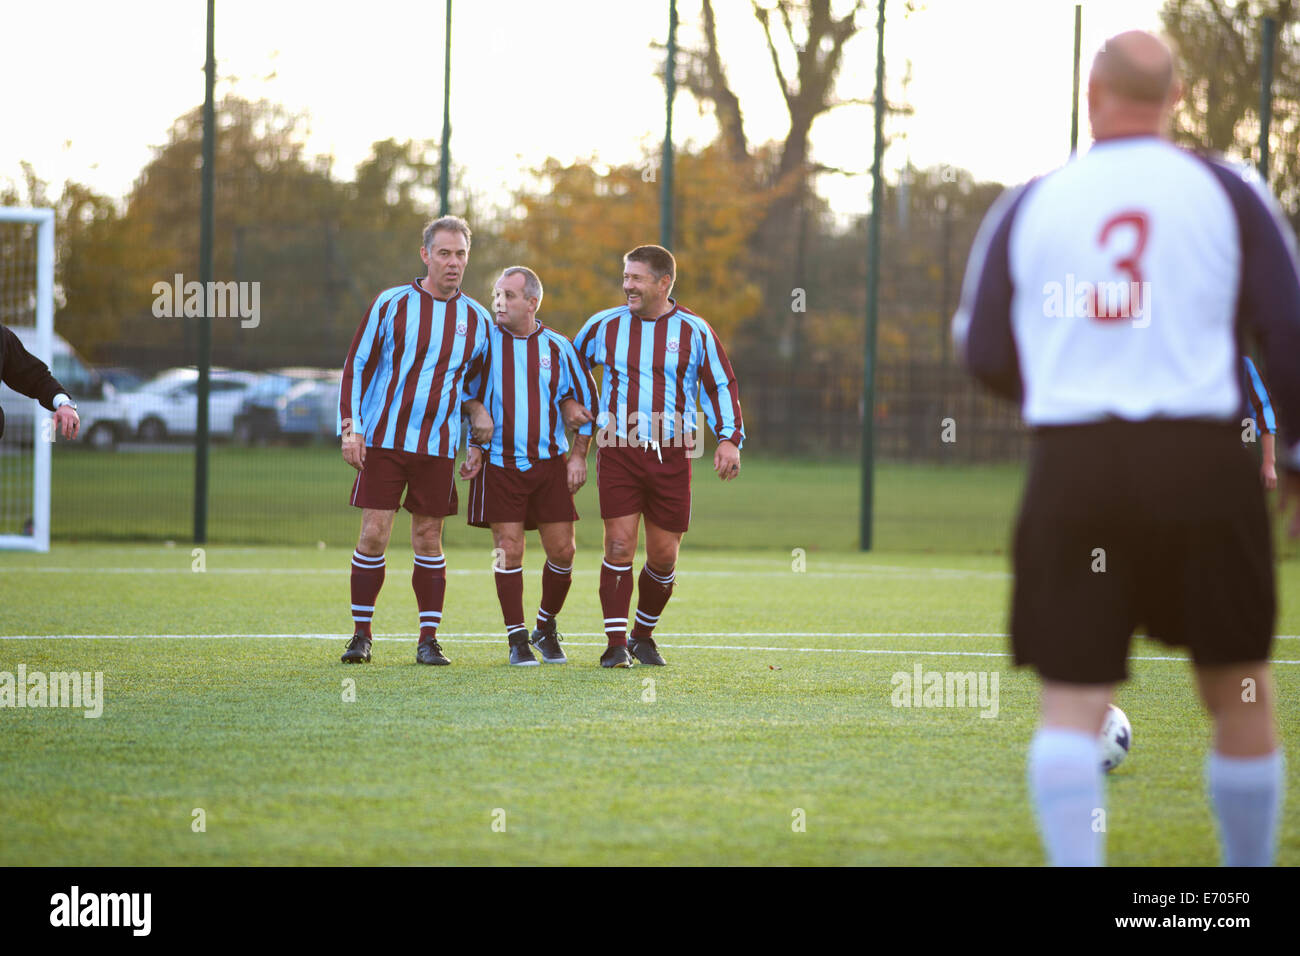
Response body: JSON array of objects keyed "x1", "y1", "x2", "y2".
[{"x1": 0, "y1": 206, "x2": 55, "y2": 551}]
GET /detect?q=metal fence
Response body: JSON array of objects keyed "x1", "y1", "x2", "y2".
[{"x1": 736, "y1": 354, "x2": 1029, "y2": 462}]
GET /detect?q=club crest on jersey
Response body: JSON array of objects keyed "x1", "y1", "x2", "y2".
[
  {"x1": 456, "y1": 321, "x2": 468, "y2": 336},
  {"x1": 666, "y1": 338, "x2": 680, "y2": 353},
  {"x1": 539, "y1": 356, "x2": 552, "y2": 370}
]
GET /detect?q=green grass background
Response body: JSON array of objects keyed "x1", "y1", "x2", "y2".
[
  {"x1": 1, "y1": 537, "x2": 1297, "y2": 865},
  {"x1": 37, "y1": 445, "x2": 1027, "y2": 553},
  {"x1": 2, "y1": 453, "x2": 1297, "y2": 864}
]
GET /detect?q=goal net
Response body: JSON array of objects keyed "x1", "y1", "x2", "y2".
[{"x1": 0, "y1": 207, "x2": 54, "y2": 551}]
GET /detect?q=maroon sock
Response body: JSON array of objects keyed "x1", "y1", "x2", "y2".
[
  {"x1": 495, "y1": 566, "x2": 527, "y2": 638},
  {"x1": 536, "y1": 559, "x2": 573, "y2": 631},
  {"x1": 630, "y1": 563, "x2": 675, "y2": 641},
  {"x1": 350, "y1": 549, "x2": 385, "y2": 638},
  {"x1": 412, "y1": 553, "x2": 447, "y2": 642},
  {"x1": 599, "y1": 559, "x2": 634, "y2": 646}
]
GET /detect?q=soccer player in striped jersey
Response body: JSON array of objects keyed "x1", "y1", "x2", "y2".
[
  {"x1": 460, "y1": 266, "x2": 598, "y2": 666},
  {"x1": 574, "y1": 245, "x2": 745, "y2": 668},
  {"x1": 337, "y1": 216, "x2": 495, "y2": 667},
  {"x1": 955, "y1": 32, "x2": 1299, "y2": 866},
  {"x1": 1241, "y1": 355, "x2": 1276, "y2": 491}
]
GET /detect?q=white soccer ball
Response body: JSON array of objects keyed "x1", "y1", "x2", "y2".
[{"x1": 1099, "y1": 704, "x2": 1132, "y2": 772}]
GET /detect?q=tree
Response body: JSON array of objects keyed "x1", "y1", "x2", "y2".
[
  {"x1": 502, "y1": 146, "x2": 765, "y2": 341},
  {"x1": 676, "y1": 0, "x2": 915, "y2": 360},
  {"x1": 47, "y1": 96, "x2": 482, "y2": 370},
  {"x1": 1161, "y1": 0, "x2": 1300, "y2": 220}
]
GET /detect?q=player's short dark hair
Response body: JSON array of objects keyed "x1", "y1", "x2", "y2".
[
  {"x1": 624, "y1": 245, "x2": 676, "y2": 282},
  {"x1": 423, "y1": 215, "x2": 472, "y2": 251}
]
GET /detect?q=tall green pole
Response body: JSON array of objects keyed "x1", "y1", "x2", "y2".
[
  {"x1": 439, "y1": 0, "x2": 452, "y2": 215},
  {"x1": 1259, "y1": 16, "x2": 1276, "y2": 182},
  {"x1": 860, "y1": 0, "x2": 886, "y2": 551},
  {"x1": 1070, "y1": 4, "x2": 1081, "y2": 154},
  {"x1": 194, "y1": 0, "x2": 215, "y2": 544},
  {"x1": 661, "y1": 0, "x2": 678, "y2": 250}
]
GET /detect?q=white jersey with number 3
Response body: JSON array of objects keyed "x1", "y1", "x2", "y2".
[{"x1": 953, "y1": 135, "x2": 1300, "y2": 452}]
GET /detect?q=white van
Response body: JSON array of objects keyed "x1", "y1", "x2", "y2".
[{"x1": 0, "y1": 328, "x2": 131, "y2": 450}]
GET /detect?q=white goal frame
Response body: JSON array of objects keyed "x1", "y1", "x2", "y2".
[{"x1": 0, "y1": 206, "x2": 54, "y2": 551}]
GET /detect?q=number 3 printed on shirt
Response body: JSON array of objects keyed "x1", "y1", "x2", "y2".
[{"x1": 1090, "y1": 210, "x2": 1149, "y2": 321}]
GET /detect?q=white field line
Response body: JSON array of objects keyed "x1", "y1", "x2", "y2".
[
  {"x1": 0, "y1": 632, "x2": 1295, "y2": 664},
  {"x1": 0, "y1": 565, "x2": 1011, "y2": 579},
  {"x1": 2, "y1": 629, "x2": 1296, "y2": 640}
]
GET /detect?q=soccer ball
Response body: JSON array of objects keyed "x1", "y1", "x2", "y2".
[{"x1": 1099, "y1": 704, "x2": 1132, "y2": 772}]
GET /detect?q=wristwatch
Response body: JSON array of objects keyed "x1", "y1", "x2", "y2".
[{"x1": 62, "y1": 401, "x2": 78, "y2": 411}]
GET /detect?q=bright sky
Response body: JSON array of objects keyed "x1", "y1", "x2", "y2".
[{"x1": 3, "y1": 0, "x2": 1165, "y2": 218}]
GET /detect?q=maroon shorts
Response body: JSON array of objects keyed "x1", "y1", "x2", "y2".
[
  {"x1": 467, "y1": 457, "x2": 579, "y2": 530},
  {"x1": 349, "y1": 447, "x2": 458, "y2": 516},
  {"x1": 596, "y1": 443, "x2": 692, "y2": 533}
]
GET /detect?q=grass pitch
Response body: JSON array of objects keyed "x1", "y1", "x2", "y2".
[
  {"x1": 43, "y1": 445, "x2": 1027, "y2": 553},
  {"x1": 1, "y1": 542, "x2": 1297, "y2": 865}
]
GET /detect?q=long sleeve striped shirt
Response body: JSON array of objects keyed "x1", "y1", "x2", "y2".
[
  {"x1": 338, "y1": 281, "x2": 490, "y2": 457},
  {"x1": 466, "y1": 319, "x2": 597, "y2": 470},
  {"x1": 575, "y1": 300, "x2": 744, "y2": 448}
]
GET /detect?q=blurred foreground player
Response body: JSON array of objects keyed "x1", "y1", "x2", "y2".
[
  {"x1": 337, "y1": 216, "x2": 493, "y2": 666},
  {"x1": 954, "y1": 31, "x2": 1300, "y2": 865},
  {"x1": 461, "y1": 267, "x2": 598, "y2": 666},
  {"x1": 575, "y1": 245, "x2": 745, "y2": 667}
]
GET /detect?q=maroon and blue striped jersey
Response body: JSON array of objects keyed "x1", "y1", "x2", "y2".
[
  {"x1": 466, "y1": 320, "x2": 597, "y2": 470},
  {"x1": 574, "y1": 300, "x2": 744, "y2": 448},
  {"x1": 338, "y1": 282, "x2": 490, "y2": 458}
]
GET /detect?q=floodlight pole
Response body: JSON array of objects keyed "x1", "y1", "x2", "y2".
[
  {"x1": 661, "y1": 0, "x2": 678, "y2": 250},
  {"x1": 1070, "y1": 4, "x2": 1082, "y2": 155},
  {"x1": 194, "y1": 0, "x2": 215, "y2": 544},
  {"x1": 1259, "y1": 16, "x2": 1276, "y2": 181},
  {"x1": 439, "y1": 0, "x2": 452, "y2": 215},
  {"x1": 860, "y1": 0, "x2": 886, "y2": 551}
]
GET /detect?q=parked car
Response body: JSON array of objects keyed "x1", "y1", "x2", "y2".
[
  {"x1": 234, "y1": 369, "x2": 340, "y2": 445},
  {"x1": 97, "y1": 367, "x2": 145, "y2": 394},
  {"x1": 123, "y1": 368, "x2": 262, "y2": 440},
  {"x1": 0, "y1": 328, "x2": 131, "y2": 450}
]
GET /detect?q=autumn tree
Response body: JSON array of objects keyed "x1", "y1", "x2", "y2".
[
  {"x1": 502, "y1": 145, "x2": 765, "y2": 342},
  {"x1": 674, "y1": 0, "x2": 921, "y2": 362},
  {"x1": 1161, "y1": 0, "x2": 1300, "y2": 220},
  {"x1": 34, "y1": 96, "x2": 483, "y2": 370}
]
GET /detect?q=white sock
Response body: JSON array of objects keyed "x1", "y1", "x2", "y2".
[
  {"x1": 1028, "y1": 727, "x2": 1105, "y2": 866},
  {"x1": 1207, "y1": 750, "x2": 1284, "y2": 867}
]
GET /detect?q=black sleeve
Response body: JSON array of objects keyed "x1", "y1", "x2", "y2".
[
  {"x1": 1202, "y1": 163, "x2": 1300, "y2": 464},
  {"x1": 1, "y1": 324, "x2": 68, "y2": 410}
]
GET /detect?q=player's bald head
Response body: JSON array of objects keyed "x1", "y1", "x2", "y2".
[{"x1": 1091, "y1": 31, "x2": 1176, "y2": 104}]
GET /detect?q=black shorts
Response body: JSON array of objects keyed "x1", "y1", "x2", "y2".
[{"x1": 1011, "y1": 420, "x2": 1274, "y2": 684}]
